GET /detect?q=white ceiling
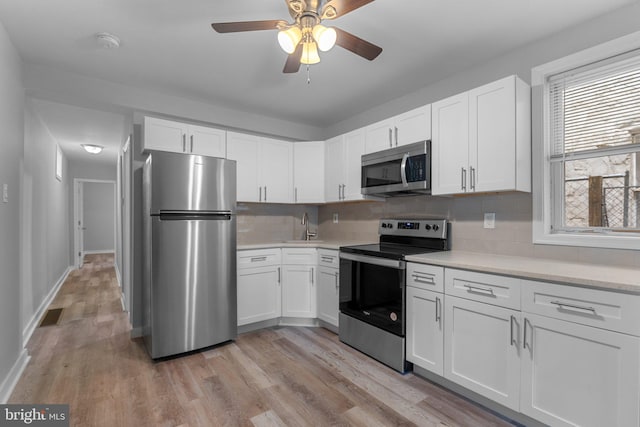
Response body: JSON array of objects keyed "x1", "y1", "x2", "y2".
[{"x1": 0, "y1": 0, "x2": 636, "y2": 165}]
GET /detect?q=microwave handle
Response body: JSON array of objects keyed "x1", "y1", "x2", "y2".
[{"x1": 400, "y1": 153, "x2": 409, "y2": 187}]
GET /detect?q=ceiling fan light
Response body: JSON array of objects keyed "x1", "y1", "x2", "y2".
[
  {"x1": 277, "y1": 26, "x2": 302, "y2": 54},
  {"x1": 81, "y1": 144, "x2": 104, "y2": 154},
  {"x1": 312, "y1": 25, "x2": 336, "y2": 52},
  {"x1": 300, "y1": 41, "x2": 320, "y2": 65}
]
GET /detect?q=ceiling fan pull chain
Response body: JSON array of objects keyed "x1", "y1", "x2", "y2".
[{"x1": 307, "y1": 64, "x2": 311, "y2": 84}]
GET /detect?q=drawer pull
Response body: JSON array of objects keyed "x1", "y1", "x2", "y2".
[
  {"x1": 321, "y1": 256, "x2": 335, "y2": 263},
  {"x1": 412, "y1": 274, "x2": 435, "y2": 284},
  {"x1": 250, "y1": 256, "x2": 267, "y2": 262},
  {"x1": 464, "y1": 284, "x2": 495, "y2": 296},
  {"x1": 550, "y1": 300, "x2": 597, "y2": 315}
]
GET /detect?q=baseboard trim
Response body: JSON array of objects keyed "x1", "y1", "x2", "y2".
[
  {"x1": 0, "y1": 349, "x2": 30, "y2": 404},
  {"x1": 22, "y1": 265, "x2": 73, "y2": 347},
  {"x1": 83, "y1": 249, "x2": 115, "y2": 256}
]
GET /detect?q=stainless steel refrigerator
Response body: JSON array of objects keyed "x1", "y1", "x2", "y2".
[{"x1": 142, "y1": 151, "x2": 237, "y2": 359}]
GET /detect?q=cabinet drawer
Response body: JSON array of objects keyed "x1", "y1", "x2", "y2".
[
  {"x1": 407, "y1": 263, "x2": 444, "y2": 292},
  {"x1": 317, "y1": 249, "x2": 339, "y2": 268},
  {"x1": 237, "y1": 248, "x2": 281, "y2": 268},
  {"x1": 522, "y1": 280, "x2": 640, "y2": 336},
  {"x1": 282, "y1": 248, "x2": 317, "y2": 265},
  {"x1": 445, "y1": 268, "x2": 521, "y2": 310}
]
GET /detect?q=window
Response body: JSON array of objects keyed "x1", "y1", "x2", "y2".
[{"x1": 532, "y1": 33, "x2": 640, "y2": 250}]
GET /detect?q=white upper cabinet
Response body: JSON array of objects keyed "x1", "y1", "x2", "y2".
[
  {"x1": 432, "y1": 75, "x2": 530, "y2": 195},
  {"x1": 143, "y1": 116, "x2": 226, "y2": 158},
  {"x1": 227, "y1": 131, "x2": 293, "y2": 203},
  {"x1": 365, "y1": 105, "x2": 431, "y2": 153},
  {"x1": 324, "y1": 128, "x2": 366, "y2": 202},
  {"x1": 293, "y1": 141, "x2": 325, "y2": 203}
]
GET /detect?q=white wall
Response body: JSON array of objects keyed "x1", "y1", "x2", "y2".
[
  {"x1": 82, "y1": 181, "x2": 115, "y2": 253},
  {"x1": 0, "y1": 20, "x2": 24, "y2": 401}
]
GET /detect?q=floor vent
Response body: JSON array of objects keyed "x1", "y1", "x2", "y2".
[{"x1": 39, "y1": 308, "x2": 63, "y2": 327}]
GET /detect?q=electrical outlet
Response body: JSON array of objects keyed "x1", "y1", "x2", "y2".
[
  {"x1": 2, "y1": 184, "x2": 7, "y2": 203},
  {"x1": 484, "y1": 213, "x2": 496, "y2": 229},
  {"x1": 333, "y1": 213, "x2": 339, "y2": 224}
]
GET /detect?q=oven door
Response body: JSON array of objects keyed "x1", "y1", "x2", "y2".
[{"x1": 339, "y1": 252, "x2": 406, "y2": 337}]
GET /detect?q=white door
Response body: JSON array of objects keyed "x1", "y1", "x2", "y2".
[
  {"x1": 188, "y1": 123, "x2": 226, "y2": 158},
  {"x1": 365, "y1": 118, "x2": 394, "y2": 153},
  {"x1": 432, "y1": 92, "x2": 469, "y2": 195},
  {"x1": 520, "y1": 313, "x2": 640, "y2": 427},
  {"x1": 317, "y1": 266, "x2": 339, "y2": 326},
  {"x1": 282, "y1": 265, "x2": 316, "y2": 318},
  {"x1": 342, "y1": 128, "x2": 366, "y2": 201},
  {"x1": 469, "y1": 76, "x2": 516, "y2": 192},
  {"x1": 444, "y1": 295, "x2": 521, "y2": 411},
  {"x1": 143, "y1": 117, "x2": 188, "y2": 153},
  {"x1": 395, "y1": 105, "x2": 431, "y2": 147},
  {"x1": 293, "y1": 141, "x2": 325, "y2": 203},
  {"x1": 237, "y1": 266, "x2": 281, "y2": 326},
  {"x1": 260, "y1": 137, "x2": 293, "y2": 203},
  {"x1": 226, "y1": 132, "x2": 260, "y2": 202},
  {"x1": 324, "y1": 135, "x2": 344, "y2": 202},
  {"x1": 406, "y1": 287, "x2": 443, "y2": 375}
]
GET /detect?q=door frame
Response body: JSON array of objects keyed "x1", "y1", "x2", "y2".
[{"x1": 73, "y1": 178, "x2": 117, "y2": 268}]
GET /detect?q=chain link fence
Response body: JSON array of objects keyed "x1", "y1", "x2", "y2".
[{"x1": 564, "y1": 173, "x2": 639, "y2": 229}]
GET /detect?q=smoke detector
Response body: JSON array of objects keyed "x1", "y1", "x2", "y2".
[{"x1": 95, "y1": 32, "x2": 121, "y2": 49}]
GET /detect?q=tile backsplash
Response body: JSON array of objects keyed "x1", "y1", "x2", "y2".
[{"x1": 237, "y1": 203, "x2": 319, "y2": 245}]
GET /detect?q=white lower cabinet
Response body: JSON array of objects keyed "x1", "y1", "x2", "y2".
[
  {"x1": 444, "y1": 295, "x2": 522, "y2": 411},
  {"x1": 520, "y1": 313, "x2": 639, "y2": 427},
  {"x1": 281, "y1": 248, "x2": 317, "y2": 318},
  {"x1": 406, "y1": 286, "x2": 443, "y2": 375},
  {"x1": 237, "y1": 265, "x2": 281, "y2": 326},
  {"x1": 317, "y1": 265, "x2": 339, "y2": 326}
]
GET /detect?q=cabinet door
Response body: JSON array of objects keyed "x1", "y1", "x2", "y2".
[
  {"x1": 144, "y1": 117, "x2": 189, "y2": 153},
  {"x1": 237, "y1": 265, "x2": 281, "y2": 326},
  {"x1": 342, "y1": 128, "x2": 366, "y2": 201},
  {"x1": 226, "y1": 132, "x2": 260, "y2": 202},
  {"x1": 260, "y1": 137, "x2": 293, "y2": 203},
  {"x1": 406, "y1": 287, "x2": 443, "y2": 375},
  {"x1": 444, "y1": 295, "x2": 521, "y2": 411},
  {"x1": 395, "y1": 105, "x2": 431, "y2": 147},
  {"x1": 520, "y1": 313, "x2": 640, "y2": 427},
  {"x1": 188, "y1": 123, "x2": 226, "y2": 158},
  {"x1": 365, "y1": 118, "x2": 394, "y2": 153},
  {"x1": 317, "y1": 266, "x2": 339, "y2": 327},
  {"x1": 293, "y1": 141, "x2": 325, "y2": 203},
  {"x1": 431, "y1": 93, "x2": 469, "y2": 195},
  {"x1": 282, "y1": 265, "x2": 316, "y2": 318},
  {"x1": 324, "y1": 135, "x2": 345, "y2": 202},
  {"x1": 469, "y1": 76, "x2": 516, "y2": 192}
]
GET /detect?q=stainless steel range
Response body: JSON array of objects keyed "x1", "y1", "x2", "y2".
[{"x1": 339, "y1": 218, "x2": 450, "y2": 372}]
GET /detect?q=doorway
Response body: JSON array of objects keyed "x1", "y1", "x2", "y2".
[{"x1": 73, "y1": 179, "x2": 117, "y2": 268}]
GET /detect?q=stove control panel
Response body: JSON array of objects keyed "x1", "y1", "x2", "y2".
[{"x1": 378, "y1": 218, "x2": 448, "y2": 239}]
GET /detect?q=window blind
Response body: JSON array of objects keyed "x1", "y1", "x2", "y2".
[{"x1": 549, "y1": 51, "x2": 640, "y2": 158}]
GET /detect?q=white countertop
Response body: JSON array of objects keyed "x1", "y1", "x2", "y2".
[
  {"x1": 405, "y1": 250, "x2": 640, "y2": 294},
  {"x1": 238, "y1": 240, "x2": 371, "y2": 251}
]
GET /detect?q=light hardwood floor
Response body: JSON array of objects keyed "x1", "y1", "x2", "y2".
[{"x1": 10, "y1": 254, "x2": 514, "y2": 426}]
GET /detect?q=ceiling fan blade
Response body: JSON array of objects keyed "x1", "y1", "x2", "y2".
[
  {"x1": 283, "y1": 43, "x2": 303, "y2": 73},
  {"x1": 321, "y1": 0, "x2": 374, "y2": 20},
  {"x1": 211, "y1": 20, "x2": 286, "y2": 33},
  {"x1": 334, "y1": 27, "x2": 382, "y2": 61}
]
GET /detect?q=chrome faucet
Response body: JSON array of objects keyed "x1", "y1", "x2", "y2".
[{"x1": 301, "y1": 212, "x2": 317, "y2": 241}]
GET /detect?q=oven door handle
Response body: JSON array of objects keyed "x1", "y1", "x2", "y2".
[{"x1": 339, "y1": 252, "x2": 406, "y2": 270}]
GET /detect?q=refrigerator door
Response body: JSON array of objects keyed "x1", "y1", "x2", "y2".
[
  {"x1": 149, "y1": 151, "x2": 236, "y2": 214},
  {"x1": 149, "y1": 214, "x2": 237, "y2": 358}
]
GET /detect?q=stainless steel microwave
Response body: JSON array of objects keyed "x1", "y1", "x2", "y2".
[{"x1": 361, "y1": 140, "x2": 431, "y2": 197}]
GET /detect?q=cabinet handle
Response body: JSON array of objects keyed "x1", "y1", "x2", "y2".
[
  {"x1": 510, "y1": 315, "x2": 517, "y2": 346},
  {"x1": 321, "y1": 256, "x2": 334, "y2": 263},
  {"x1": 259, "y1": 186, "x2": 262, "y2": 202},
  {"x1": 334, "y1": 271, "x2": 339, "y2": 290},
  {"x1": 190, "y1": 135, "x2": 194, "y2": 152},
  {"x1": 550, "y1": 300, "x2": 597, "y2": 315},
  {"x1": 461, "y1": 167, "x2": 467, "y2": 191},
  {"x1": 310, "y1": 268, "x2": 314, "y2": 285},
  {"x1": 412, "y1": 274, "x2": 435, "y2": 284},
  {"x1": 295, "y1": 187, "x2": 298, "y2": 203},
  {"x1": 388, "y1": 128, "x2": 393, "y2": 147},
  {"x1": 277, "y1": 267, "x2": 281, "y2": 284},
  {"x1": 435, "y1": 296, "x2": 441, "y2": 323},
  {"x1": 470, "y1": 166, "x2": 476, "y2": 191},
  {"x1": 250, "y1": 256, "x2": 267, "y2": 262},
  {"x1": 394, "y1": 126, "x2": 398, "y2": 146},
  {"x1": 523, "y1": 317, "x2": 531, "y2": 350},
  {"x1": 463, "y1": 283, "x2": 494, "y2": 296},
  {"x1": 264, "y1": 186, "x2": 267, "y2": 201},
  {"x1": 182, "y1": 134, "x2": 187, "y2": 152}
]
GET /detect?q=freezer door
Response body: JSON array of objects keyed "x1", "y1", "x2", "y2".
[
  {"x1": 148, "y1": 151, "x2": 236, "y2": 213},
  {"x1": 149, "y1": 214, "x2": 237, "y2": 358}
]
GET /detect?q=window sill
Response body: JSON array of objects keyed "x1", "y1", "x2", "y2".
[{"x1": 533, "y1": 230, "x2": 640, "y2": 250}]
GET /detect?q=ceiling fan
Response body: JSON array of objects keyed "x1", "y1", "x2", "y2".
[{"x1": 211, "y1": 0, "x2": 382, "y2": 73}]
